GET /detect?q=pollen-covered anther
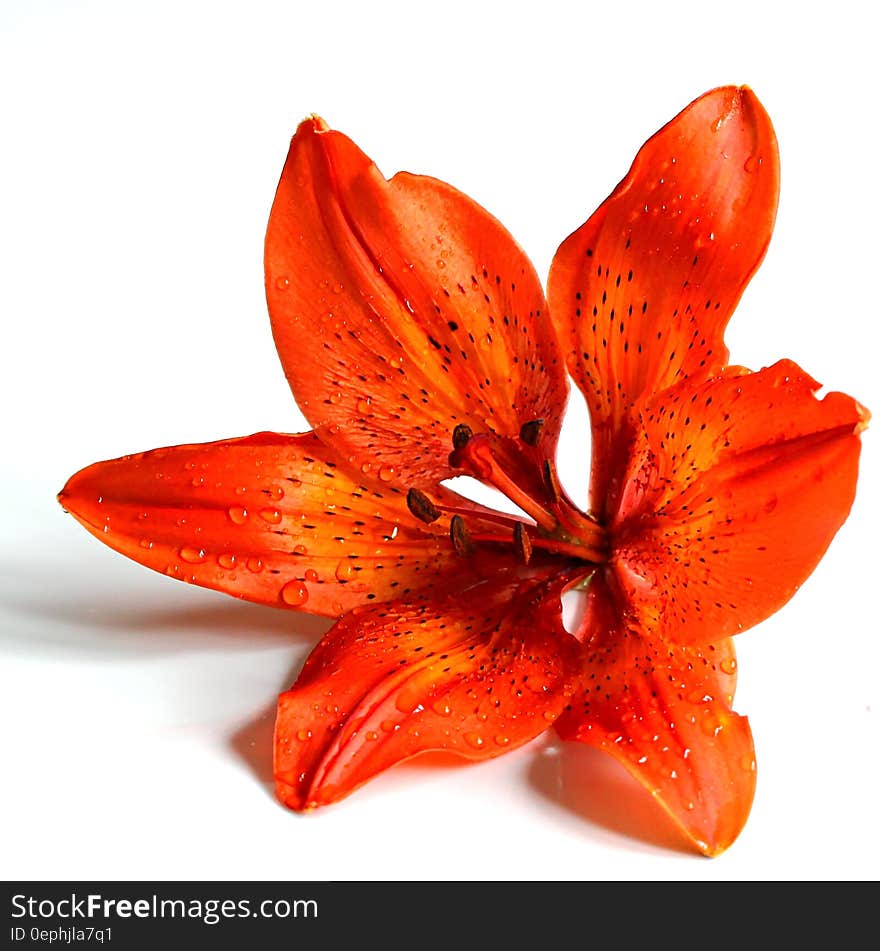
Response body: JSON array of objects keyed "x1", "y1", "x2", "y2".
[
  {"x1": 406, "y1": 487, "x2": 441, "y2": 524},
  {"x1": 452, "y1": 424, "x2": 474, "y2": 451},
  {"x1": 450, "y1": 515, "x2": 474, "y2": 557},
  {"x1": 513, "y1": 522, "x2": 533, "y2": 565},
  {"x1": 519, "y1": 418, "x2": 545, "y2": 447}
]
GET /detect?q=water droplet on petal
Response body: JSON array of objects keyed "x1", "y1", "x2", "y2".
[
  {"x1": 744, "y1": 154, "x2": 762, "y2": 173},
  {"x1": 179, "y1": 546, "x2": 206, "y2": 564},
  {"x1": 720, "y1": 657, "x2": 737, "y2": 675},
  {"x1": 246, "y1": 557, "x2": 264, "y2": 573},
  {"x1": 218, "y1": 553, "x2": 236, "y2": 569},
  {"x1": 335, "y1": 559, "x2": 355, "y2": 582},
  {"x1": 494, "y1": 734, "x2": 511, "y2": 747},
  {"x1": 138, "y1": 538, "x2": 153, "y2": 549},
  {"x1": 377, "y1": 465, "x2": 396, "y2": 483},
  {"x1": 280, "y1": 580, "x2": 309, "y2": 606},
  {"x1": 228, "y1": 506, "x2": 248, "y2": 525},
  {"x1": 357, "y1": 397, "x2": 372, "y2": 414},
  {"x1": 259, "y1": 508, "x2": 282, "y2": 524},
  {"x1": 464, "y1": 732, "x2": 485, "y2": 750},
  {"x1": 296, "y1": 728, "x2": 312, "y2": 742},
  {"x1": 305, "y1": 568, "x2": 319, "y2": 583},
  {"x1": 293, "y1": 544, "x2": 308, "y2": 555},
  {"x1": 275, "y1": 276, "x2": 290, "y2": 291}
]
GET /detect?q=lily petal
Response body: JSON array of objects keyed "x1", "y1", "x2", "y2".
[
  {"x1": 275, "y1": 572, "x2": 583, "y2": 809},
  {"x1": 265, "y1": 116, "x2": 568, "y2": 489},
  {"x1": 548, "y1": 86, "x2": 779, "y2": 515},
  {"x1": 58, "y1": 432, "x2": 504, "y2": 617},
  {"x1": 612, "y1": 359, "x2": 868, "y2": 646},
  {"x1": 557, "y1": 574, "x2": 754, "y2": 856}
]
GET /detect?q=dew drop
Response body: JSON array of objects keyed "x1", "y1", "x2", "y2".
[
  {"x1": 720, "y1": 657, "x2": 737, "y2": 675},
  {"x1": 357, "y1": 397, "x2": 372, "y2": 414},
  {"x1": 191, "y1": 475, "x2": 205, "y2": 487},
  {"x1": 293, "y1": 544, "x2": 308, "y2": 555},
  {"x1": 464, "y1": 732, "x2": 485, "y2": 749},
  {"x1": 331, "y1": 601, "x2": 344, "y2": 615},
  {"x1": 246, "y1": 557, "x2": 264, "y2": 573},
  {"x1": 365, "y1": 731, "x2": 379, "y2": 741},
  {"x1": 269, "y1": 486, "x2": 285, "y2": 501},
  {"x1": 305, "y1": 568, "x2": 319, "y2": 583},
  {"x1": 138, "y1": 538, "x2": 153, "y2": 550},
  {"x1": 218, "y1": 553, "x2": 236, "y2": 569},
  {"x1": 259, "y1": 508, "x2": 282, "y2": 524},
  {"x1": 179, "y1": 546, "x2": 207, "y2": 564},
  {"x1": 275, "y1": 276, "x2": 290, "y2": 291},
  {"x1": 380, "y1": 719, "x2": 398, "y2": 733},
  {"x1": 744, "y1": 155, "x2": 762, "y2": 173},
  {"x1": 280, "y1": 580, "x2": 309, "y2": 606},
  {"x1": 740, "y1": 754, "x2": 756, "y2": 772},
  {"x1": 296, "y1": 728, "x2": 312, "y2": 742},
  {"x1": 335, "y1": 559, "x2": 355, "y2": 581},
  {"x1": 701, "y1": 715, "x2": 723, "y2": 737},
  {"x1": 431, "y1": 700, "x2": 452, "y2": 717},
  {"x1": 228, "y1": 506, "x2": 248, "y2": 525},
  {"x1": 543, "y1": 710, "x2": 558, "y2": 722},
  {"x1": 494, "y1": 734, "x2": 511, "y2": 747},
  {"x1": 377, "y1": 465, "x2": 396, "y2": 483}
]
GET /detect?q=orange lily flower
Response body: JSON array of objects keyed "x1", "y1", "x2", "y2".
[{"x1": 59, "y1": 86, "x2": 868, "y2": 856}]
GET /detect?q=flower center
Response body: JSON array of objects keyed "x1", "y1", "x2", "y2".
[{"x1": 406, "y1": 421, "x2": 608, "y2": 567}]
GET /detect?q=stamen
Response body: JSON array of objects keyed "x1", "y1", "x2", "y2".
[
  {"x1": 450, "y1": 515, "x2": 474, "y2": 557},
  {"x1": 513, "y1": 522, "x2": 532, "y2": 565},
  {"x1": 406, "y1": 487, "x2": 440, "y2": 524},
  {"x1": 452, "y1": 424, "x2": 474, "y2": 450},
  {"x1": 542, "y1": 459, "x2": 562, "y2": 505},
  {"x1": 452, "y1": 436, "x2": 558, "y2": 533},
  {"x1": 519, "y1": 418, "x2": 545, "y2": 447}
]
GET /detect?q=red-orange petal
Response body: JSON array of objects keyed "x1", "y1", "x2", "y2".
[
  {"x1": 275, "y1": 571, "x2": 584, "y2": 809},
  {"x1": 58, "y1": 432, "x2": 507, "y2": 617},
  {"x1": 548, "y1": 86, "x2": 779, "y2": 515},
  {"x1": 611, "y1": 360, "x2": 868, "y2": 646},
  {"x1": 557, "y1": 574, "x2": 754, "y2": 856},
  {"x1": 265, "y1": 116, "x2": 567, "y2": 489}
]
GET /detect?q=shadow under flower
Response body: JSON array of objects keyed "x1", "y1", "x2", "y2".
[{"x1": 529, "y1": 740, "x2": 694, "y2": 855}]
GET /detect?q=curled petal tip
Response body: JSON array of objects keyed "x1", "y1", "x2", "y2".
[{"x1": 297, "y1": 113, "x2": 330, "y2": 137}]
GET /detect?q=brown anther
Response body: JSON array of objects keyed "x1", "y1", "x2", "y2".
[
  {"x1": 513, "y1": 522, "x2": 532, "y2": 565},
  {"x1": 542, "y1": 459, "x2": 561, "y2": 504},
  {"x1": 452, "y1": 423, "x2": 474, "y2": 450},
  {"x1": 406, "y1": 487, "x2": 440, "y2": 524},
  {"x1": 519, "y1": 418, "x2": 545, "y2": 447},
  {"x1": 450, "y1": 514, "x2": 474, "y2": 557}
]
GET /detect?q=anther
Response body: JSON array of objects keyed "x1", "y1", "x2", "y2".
[
  {"x1": 450, "y1": 515, "x2": 474, "y2": 557},
  {"x1": 452, "y1": 424, "x2": 474, "y2": 450},
  {"x1": 406, "y1": 487, "x2": 440, "y2": 524},
  {"x1": 513, "y1": 522, "x2": 532, "y2": 565},
  {"x1": 542, "y1": 459, "x2": 561, "y2": 504},
  {"x1": 519, "y1": 418, "x2": 545, "y2": 447}
]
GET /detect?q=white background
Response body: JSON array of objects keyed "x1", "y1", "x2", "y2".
[{"x1": 2, "y1": 0, "x2": 877, "y2": 881}]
